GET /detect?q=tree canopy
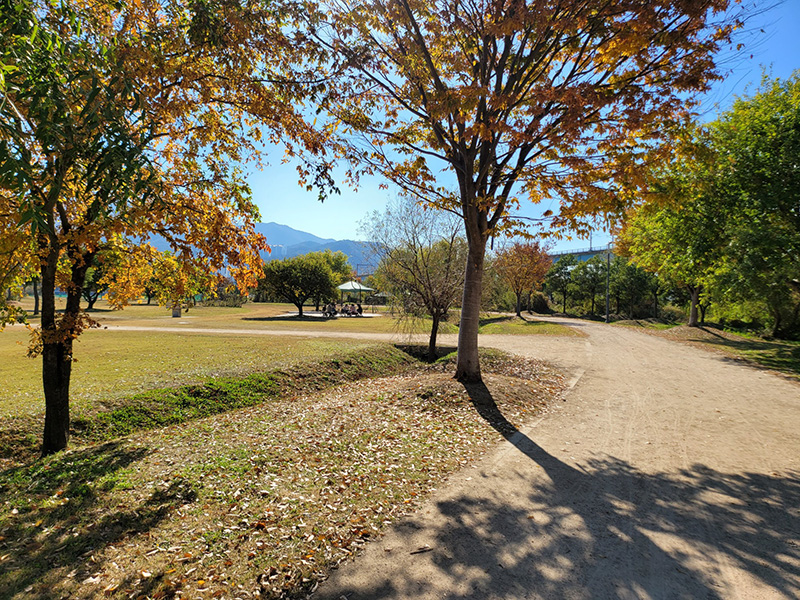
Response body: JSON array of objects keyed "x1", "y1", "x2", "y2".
[
  {"x1": 623, "y1": 74, "x2": 800, "y2": 335},
  {"x1": 260, "y1": 254, "x2": 343, "y2": 316},
  {"x1": 0, "y1": 0, "x2": 326, "y2": 454},
  {"x1": 495, "y1": 242, "x2": 551, "y2": 317},
  {"x1": 317, "y1": 0, "x2": 741, "y2": 382}
]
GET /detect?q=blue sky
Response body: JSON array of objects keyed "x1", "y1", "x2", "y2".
[{"x1": 247, "y1": 2, "x2": 800, "y2": 251}]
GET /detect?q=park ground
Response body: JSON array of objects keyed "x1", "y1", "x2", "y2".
[{"x1": 0, "y1": 301, "x2": 798, "y2": 598}]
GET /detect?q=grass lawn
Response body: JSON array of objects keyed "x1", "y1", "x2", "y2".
[
  {"x1": 478, "y1": 315, "x2": 584, "y2": 336},
  {"x1": 613, "y1": 319, "x2": 679, "y2": 331},
  {"x1": 657, "y1": 325, "x2": 800, "y2": 380},
  {"x1": 0, "y1": 327, "x2": 375, "y2": 419},
  {"x1": 22, "y1": 300, "x2": 421, "y2": 334}
]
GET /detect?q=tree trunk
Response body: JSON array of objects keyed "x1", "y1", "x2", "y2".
[
  {"x1": 40, "y1": 251, "x2": 88, "y2": 456},
  {"x1": 653, "y1": 290, "x2": 659, "y2": 319},
  {"x1": 33, "y1": 278, "x2": 39, "y2": 316},
  {"x1": 688, "y1": 286, "x2": 700, "y2": 327},
  {"x1": 428, "y1": 312, "x2": 440, "y2": 361},
  {"x1": 699, "y1": 303, "x2": 707, "y2": 325},
  {"x1": 515, "y1": 292, "x2": 522, "y2": 318},
  {"x1": 455, "y1": 240, "x2": 486, "y2": 383},
  {"x1": 770, "y1": 303, "x2": 782, "y2": 337},
  {"x1": 296, "y1": 302, "x2": 304, "y2": 317}
]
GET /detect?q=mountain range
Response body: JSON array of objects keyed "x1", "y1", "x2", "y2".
[
  {"x1": 146, "y1": 222, "x2": 375, "y2": 275},
  {"x1": 256, "y1": 223, "x2": 374, "y2": 274}
]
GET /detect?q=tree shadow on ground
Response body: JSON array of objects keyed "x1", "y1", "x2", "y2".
[
  {"x1": 242, "y1": 315, "x2": 338, "y2": 322},
  {"x1": 691, "y1": 333, "x2": 800, "y2": 379},
  {"x1": 0, "y1": 441, "x2": 195, "y2": 599},
  {"x1": 325, "y1": 383, "x2": 800, "y2": 599}
]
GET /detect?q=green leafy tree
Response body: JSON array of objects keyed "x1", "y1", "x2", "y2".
[
  {"x1": 309, "y1": 249, "x2": 352, "y2": 309},
  {"x1": 260, "y1": 254, "x2": 337, "y2": 317},
  {"x1": 609, "y1": 257, "x2": 654, "y2": 319},
  {"x1": 710, "y1": 75, "x2": 800, "y2": 336},
  {"x1": 572, "y1": 255, "x2": 607, "y2": 317},
  {"x1": 622, "y1": 153, "x2": 723, "y2": 326},
  {"x1": 545, "y1": 254, "x2": 576, "y2": 314}
]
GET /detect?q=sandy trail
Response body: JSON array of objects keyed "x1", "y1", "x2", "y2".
[{"x1": 309, "y1": 317, "x2": 800, "y2": 600}]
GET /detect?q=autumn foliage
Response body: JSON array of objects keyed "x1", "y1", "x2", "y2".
[
  {"x1": 0, "y1": 0, "x2": 324, "y2": 454},
  {"x1": 495, "y1": 242, "x2": 552, "y2": 317},
  {"x1": 316, "y1": 0, "x2": 741, "y2": 382}
]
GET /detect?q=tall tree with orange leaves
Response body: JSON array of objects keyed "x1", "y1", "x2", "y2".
[
  {"x1": 316, "y1": 0, "x2": 743, "y2": 384},
  {"x1": 0, "y1": 0, "x2": 326, "y2": 455}
]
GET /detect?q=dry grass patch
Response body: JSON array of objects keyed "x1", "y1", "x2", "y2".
[{"x1": 0, "y1": 352, "x2": 564, "y2": 600}]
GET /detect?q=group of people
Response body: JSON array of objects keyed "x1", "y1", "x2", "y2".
[{"x1": 322, "y1": 302, "x2": 363, "y2": 317}]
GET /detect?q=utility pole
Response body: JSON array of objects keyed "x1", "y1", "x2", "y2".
[{"x1": 605, "y1": 246, "x2": 611, "y2": 323}]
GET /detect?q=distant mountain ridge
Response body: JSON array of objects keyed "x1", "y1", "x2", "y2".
[
  {"x1": 141, "y1": 222, "x2": 375, "y2": 274},
  {"x1": 258, "y1": 223, "x2": 374, "y2": 273},
  {"x1": 255, "y1": 222, "x2": 335, "y2": 247}
]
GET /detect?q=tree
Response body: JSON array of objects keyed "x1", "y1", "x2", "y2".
[
  {"x1": 260, "y1": 254, "x2": 337, "y2": 317},
  {"x1": 0, "y1": 0, "x2": 321, "y2": 455},
  {"x1": 310, "y1": 249, "x2": 352, "y2": 309},
  {"x1": 494, "y1": 242, "x2": 551, "y2": 317},
  {"x1": 621, "y1": 149, "x2": 723, "y2": 326},
  {"x1": 81, "y1": 255, "x2": 112, "y2": 311},
  {"x1": 363, "y1": 196, "x2": 466, "y2": 360},
  {"x1": 572, "y1": 254, "x2": 607, "y2": 317},
  {"x1": 545, "y1": 254, "x2": 577, "y2": 314},
  {"x1": 317, "y1": 0, "x2": 740, "y2": 382},
  {"x1": 710, "y1": 74, "x2": 800, "y2": 337}
]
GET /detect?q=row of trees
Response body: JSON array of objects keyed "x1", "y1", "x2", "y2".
[
  {"x1": 621, "y1": 75, "x2": 800, "y2": 337},
  {"x1": 543, "y1": 254, "x2": 664, "y2": 321}
]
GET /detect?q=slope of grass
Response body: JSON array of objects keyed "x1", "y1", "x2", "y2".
[
  {"x1": 0, "y1": 328, "x2": 374, "y2": 418},
  {"x1": 478, "y1": 315, "x2": 583, "y2": 336},
  {"x1": 0, "y1": 349, "x2": 565, "y2": 600},
  {"x1": 0, "y1": 345, "x2": 419, "y2": 462}
]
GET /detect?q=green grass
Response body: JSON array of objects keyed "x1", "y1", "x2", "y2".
[
  {"x1": 81, "y1": 300, "x2": 424, "y2": 334},
  {"x1": 0, "y1": 327, "x2": 375, "y2": 418},
  {"x1": 688, "y1": 330, "x2": 800, "y2": 379},
  {"x1": 1, "y1": 345, "x2": 419, "y2": 461},
  {"x1": 477, "y1": 315, "x2": 582, "y2": 336},
  {"x1": 613, "y1": 319, "x2": 679, "y2": 331}
]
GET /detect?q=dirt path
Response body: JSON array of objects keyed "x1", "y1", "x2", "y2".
[{"x1": 311, "y1": 317, "x2": 800, "y2": 600}]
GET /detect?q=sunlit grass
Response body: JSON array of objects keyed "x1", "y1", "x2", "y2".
[
  {"x1": 0, "y1": 328, "x2": 373, "y2": 418},
  {"x1": 478, "y1": 315, "x2": 583, "y2": 336}
]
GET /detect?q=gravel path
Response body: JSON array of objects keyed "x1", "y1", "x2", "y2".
[{"x1": 311, "y1": 317, "x2": 800, "y2": 600}]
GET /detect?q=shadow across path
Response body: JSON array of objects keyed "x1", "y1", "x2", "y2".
[{"x1": 317, "y1": 385, "x2": 800, "y2": 599}]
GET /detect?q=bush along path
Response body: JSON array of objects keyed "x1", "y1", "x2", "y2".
[{"x1": 0, "y1": 347, "x2": 565, "y2": 599}]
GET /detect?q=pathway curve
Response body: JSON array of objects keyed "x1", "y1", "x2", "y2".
[{"x1": 310, "y1": 317, "x2": 800, "y2": 600}]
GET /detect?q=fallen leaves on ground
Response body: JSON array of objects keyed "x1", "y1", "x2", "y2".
[{"x1": 0, "y1": 355, "x2": 564, "y2": 599}]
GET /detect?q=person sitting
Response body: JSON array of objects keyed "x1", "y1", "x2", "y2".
[{"x1": 357, "y1": 302, "x2": 363, "y2": 316}]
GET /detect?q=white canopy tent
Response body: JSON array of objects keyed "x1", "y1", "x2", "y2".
[{"x1": 337, "y1": 280, "x2": 374, "y2": 302}]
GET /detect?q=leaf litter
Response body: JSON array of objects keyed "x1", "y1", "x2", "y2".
[{"x1": 0, "y1": 352, "x2": 564, "y2": 599}]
